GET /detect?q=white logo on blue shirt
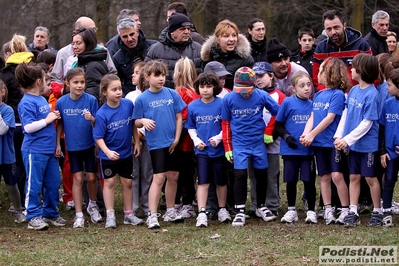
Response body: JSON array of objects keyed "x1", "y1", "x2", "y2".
[
  {"x1": 231, "y1": 107, "x2": 260, "y2": 117},
  {"x1": 107, "y1": 117, "x2": 133, "y2": 130},
  {"x1": 349, "y1": 97, "x2": 363, "y2": 109},
  {"x1": 39, "y1": 104, "x2": 50, "y2": 113},
  {"x1": 149, "y1": 99, "x2": 174, "y2": 108},
  {"x1": 385, "y1": 113, "x2": 399, "y2": 122},
  {"x1": 63, "y1": 108, "x2": 86, "y2": 116}
]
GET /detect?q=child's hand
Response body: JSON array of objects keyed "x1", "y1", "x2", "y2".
[
  {"x1": 380, "y1": 153, "x2": 390, "y2": 168},
  {"x1": 285, "y1": 136, "x2": 298, "y2": 149},
  {"x1": 225, "y1": 151, "x2": 233, "y2": 163},
  {"x1": 45, "y1": 111, "x2": 60, "y2": 124},
  {"x1": 197, "y1": 142, "x2": 206, "y2": 150},
  {"x1": 300, "y1": 133, "x2": 314, "y2": 147},
  {"x1": 106, "y1": 150, "x2": 120, "y2": 160},
  {"x1": 55, "y1": 145, "x2": 62, "y2": 157},
  {"x1": 169, "y1": 140, "x2": 179, "y2": 154},
  {"x1": 142, "y1": 118, "x2": 156, "y2": 131},
  {"x1": 334, "y1": 138, "x2": 347, "y2": 151},
  {"x1": 133, "y1": 141, "x2": 141, "y2": 158},
  {"x1": 83, "y1": 109, "x2": 92, "y2": 121}
]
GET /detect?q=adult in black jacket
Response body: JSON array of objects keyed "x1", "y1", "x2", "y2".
[
  {"x1": 201, "y1": 19, "x2": 254, "y2": 90},
  {"x1": 69, "y1": 28, "x2": 108, "y2": 101},
  {"x1": 246, "y1": 18, "x2": 267, "y2": 62},
  {"x1": 364, "y1": 10, "x2": 390, "y2": 55},
  {"x1": 145, "y1": 13, "x2": 202, "y2": 89},
  {"x1": 112, "y1": 18, "x2": 156, "y2": 96}
]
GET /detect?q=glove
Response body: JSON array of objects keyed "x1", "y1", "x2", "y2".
[
  {"x1": 264, "y1": 134, "x2": 274, "y2": 144},
  {"x1": 286, "y1": 136, "x2": 298, "y2": 149},
  {"x1": 225, "y1": 151, "x2": 233, "y2": 162}
]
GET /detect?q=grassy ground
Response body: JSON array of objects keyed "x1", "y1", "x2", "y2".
[{"x1": 0, "y1": 181, "x2": 399, "y2": 266}]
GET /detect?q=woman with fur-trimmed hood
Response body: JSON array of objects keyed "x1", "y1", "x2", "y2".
[{"x1": 201, "y1": 19, "x2": 254, "y2": 90}]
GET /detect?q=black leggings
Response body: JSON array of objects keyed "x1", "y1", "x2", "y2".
[{"x1": 234, "y1": 168, "x2": 267, "y2": 209}]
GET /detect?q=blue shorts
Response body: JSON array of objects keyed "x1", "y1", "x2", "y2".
[
  {"x1": 197, "y1": 155, "x2": 227, "y2": 186},
  {"x1": 314, "y1": 147, "x2": 344, "y2": 176},
  {"x1": 0, "y1": 163, "x2": 17, "y2": 186},
  {"x1": 149, "y1": 147, "x2": 179, "y2": 174},
  {"x1": 100, "y1": 155, "x2": 133, "y2": 179},
  {"x1": 348, "y1": 151, "x2": 377, "y2": 177},
  {"x1": 68, "y1": 146, "x2": 97, "y2": 174},
  {"x1": 283, "y1": 157, "x2": 315, "y2": 183},
  {"x1": 385, "y1": 156, "x2": 399, "y2": 182},
  {"x1": 233, "y1": 145, "x2": 267, "y2": 170}
]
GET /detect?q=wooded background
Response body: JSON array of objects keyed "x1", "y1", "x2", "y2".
[{"x1": 1, "y1": 0, "x2": 399, "y2": 52}]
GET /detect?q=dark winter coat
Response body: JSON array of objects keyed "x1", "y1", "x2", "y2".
[
  {"x1": 290, "y1": 46, "x2": 315, "y2": 80},
  {"x1": 201, "y1": 34, "x2": 254, "y2": 90},
  {"x1": 112, "y1": 31, "x2": 157, "y2": 96},
  {"x1": 77, "y1": 48, "x2": 108, "y2": 100},
  {"x1": 364, "y1": 28, "x2": 389, "y2": 56},
  {"x1": 247, "y1": 36, "x2": 267, "y2": 62},
  {"x1": 145, "y1": 27, "x2": 202, "y2": 89},
  {"x1": 27, "y1": 42, "x2": 58, "y2": 55}
]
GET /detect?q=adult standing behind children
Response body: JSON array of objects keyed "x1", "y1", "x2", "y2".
[
  {"x1": 145, "y1": 13, "x2": 202, "y2": 89},
  {"x1": 201, "y1": 19, "x2": 254, "y2": 90},
  {"x1": 313, "y1": 10, "x2": 371, "y2": 91},
  {"x1": 267, "y1": 38, "x2": 309, "y2": 97},
  {"x1": 364, "y1": 10, "x2": 390, "y2": 56},
  {"x1": 246, "y1": 18, "x2": 267, "y2": 62},
  {"x1": 27, "y1": 26, "x2": 57, "y2": 55}
]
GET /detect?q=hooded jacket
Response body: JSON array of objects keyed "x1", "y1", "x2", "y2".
[
  {"x1": 364, "y1": 28, "x2": 389, "y2": 56},
  {"x1": 247, "y1": 36, "x2": 267, "y2": 63},
  {"x1": 112, "y1": 30, "x2": 157, "y2": 95},
  {"x1": 313, "y1": 27, "x2": 371, "y2": 90},
  {"x1": 0, "y1": 52, "x2": 34, "y2": 123},
  {"x1": 144, "y1": 27, "x2": 202, "y2": 89},
  {"x1": 290, "y1": 45, "x2": 315, "y2": 81},
  {"x1": 77, "y1": 48, "x2": 108, "y2": 100},
  {"x1": 201, "y1": 34, "x2": 254, "y2": 90}
]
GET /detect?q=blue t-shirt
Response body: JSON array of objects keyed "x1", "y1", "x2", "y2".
[
  {"x1": 18, "y1": 94, "x2": 56, "y2": 154},
  {"x1": 379, "y1": 96, "x2": 399, "y2": 159},
  {"x1": 276, "y1": 95, "x2": 313, "y2": 156},
  {"x1": 0, "y1": 103, "x2": 16, "y2": 164},
  {"x1": 132, "y1": 87, "x2": 186, "y2": 151},
  {"x1": 343, "y1": 84, "x2": 379, "y2": 152},
  {"x1": 221, "y1": 89, "x2": 279, "y2": 149},
  {"x1": 185, "y1": 97, "x2": 224, "y2": 158},
  {"x1": 93, "y1": 98, "x2": 134, "y2": 160},
  {"x1": 312, "y1": 89, "x2": 345, "y2": 148},
  {"x1": 56, "y1": 92, "x2": 98, "y2": 151},
  {"x1": 376, "y1": 81, "x2": 390, "y2": 117}
]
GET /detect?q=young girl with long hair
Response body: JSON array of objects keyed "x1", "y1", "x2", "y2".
[{"x1": 93, "y1": 74, "x2": 142, "y2": 228}]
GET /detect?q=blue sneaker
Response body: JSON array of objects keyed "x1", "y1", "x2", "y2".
[
  {"x1": 367, "y1": 211, "x2": 383, "y2": 227},
  {"x1": 344, "y1": 211, "x2": 360, "y2": 227}
]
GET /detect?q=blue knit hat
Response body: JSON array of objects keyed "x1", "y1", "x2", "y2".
[{"x1": 233, "y1": 67, "x2": 256, "y2": 91}]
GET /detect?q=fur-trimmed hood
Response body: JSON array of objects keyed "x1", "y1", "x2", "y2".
[{"x1": 201, "y1": 34, "x2": 251, "y2": 61}]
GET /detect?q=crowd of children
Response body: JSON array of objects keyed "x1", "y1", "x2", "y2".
[{"x1": 2, "y1": 40, "x2": 399, "y2": 231}]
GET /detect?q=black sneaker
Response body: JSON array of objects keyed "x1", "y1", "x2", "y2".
[
  {"x1": 344, "y1": 211, "x2": 360, "y2": 227},
  {"x1": 367, "y1": 211, "x2": 383, "y2": 227}
]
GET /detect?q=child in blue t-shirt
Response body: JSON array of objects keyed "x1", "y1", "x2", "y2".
[
  {"x1": 222, "y1": 67, "x2": 279, "y2": 227},
  {"x1": 93, "y1": 74, "x2": 142, "y2": 229},
  {"x1": 274, "y1": 71, "x2": 316, "y2": 224},
  {"x1": 334, "y1": 54, "x2": 382, "y2": 227},
  {"x1": 16, "y1": 63, "x2": 65, "y2": 230},
  {"x1": 379, "y1": 68, "x2": 399, "y2": 227},
  {"x1": 55, "y1": 68, "x2": 102, "y2": 228},
  {"x1": 0, "y1": 80, "x2": 26, "y2": 224},
  {"x1": 133, "y1": 61, "x2": 186, "y2": 229},
  {"x1": 186, "y1": 72, "x2": 231, "y2": 227},
  {"x1": 301, "y1": 58, "x2": 351, "y2": 225}
]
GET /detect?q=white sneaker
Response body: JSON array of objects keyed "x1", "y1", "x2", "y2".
[
  {"x1": 218, "y1": 208, "x2": 232, "y2": 223},
  {"x1": 124, "y1": 213, "x2": 144, "y2": 226},
  {"x1": 105, "y1": 215, "x2": 116, "y2": 228},
  {"x1": 73, "y1": 216, "x2": 85, "y2": 228},
  {"x1": 281, "y1": 210, "x2": 298, "y2": 223},
  {"x1": 336, "y1": 209, "x2": 349, "y2": 225},
  {"x1": 392, "y1": 201, "x2": 399, "y2": 215},
  {"x1": 14, "y1": 211, "x2": 27, "y2": 223},
  {"x1": 87, "y1": 205, "x2": 103, "y2": 223},
  {"x1": 65, "y1": 200, "x2": 75, "y2": 211},
  {"x1": 324, "y1": 209, "x2": 336, "y2": 225},
  {"x1": 196, "y1": 212, "x2": 208, "y2": 227},
  {"x1": 179, "y1": 204, "x2": 197, "y2": 218},
  {"x1": 163, "y1": 209, "x2": 184, "y2": 223},
  {"x1": 256, "y1": 206, "x2": 277, "y2": 222},
  {"x1": 146, "y1": 213, "x2": 160, "y2": 229},
  {"x1": 305, "y1": 210, "x2": 317, "y2": 224},
  {"x1": 232, "y1": 212, "x2": 246, "y2": 227}
]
